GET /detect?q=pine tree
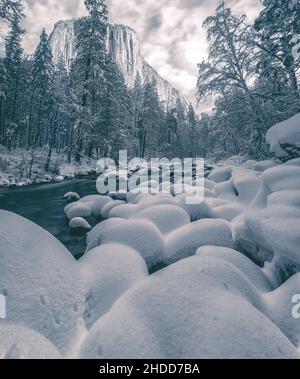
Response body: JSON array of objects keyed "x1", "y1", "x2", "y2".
[
  {"x1": 0, "y1": 0, "x2": 24, "y2": 23},
  {"x1": 0, "y1": 59, "x2": 7, "y2": 144},
  {"x1": 254, "y1": 0, "x2": 300, "y2": 94},
  {"x1": 187, "y1": 104, "x2": 198, "y2": 157},
  {"x1": 137, "y1": 79, "x2": 163, "y2": 157},
  {"x1": 45, "y1": 55, "x2": 70, "y2": 171},
  {"x1": 70, "y1": 0, "x2": 108, "y2": 161},
  {"x1": 27, "y1": 29, "x2": 54, "y2": 157},
  {"x1": 4, "y1": 11, "x2": 24, "y2": 149},
  {"x1": 100, "y1": 54, "x2": 132, "y2": 158}
]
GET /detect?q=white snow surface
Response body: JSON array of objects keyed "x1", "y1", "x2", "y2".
[
  {"x1": 0, "y1": 323, "x2": 62, "y2": 359},
  {"x1": 0, "y1": 210, "x2": 86, "y2": 356},
  {"x1": 79, "y1": 253, "x2": 299, "y2": 359},
  {"x1": 79, "y1": 243, "x2": 148, "y2": 329},
  {"x1": 266, "y1": 113, "x2": 300, "y2": 158}
]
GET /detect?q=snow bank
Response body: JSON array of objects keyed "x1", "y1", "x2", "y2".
[
  {"x1": 79, "y1": 254, "x2": 298, "y2": 359},
  {"x1": 164, "y1": 219, "x2": 233, "y2": 264},
  {"x1": 79, "y1": 244, "x2": 148, "y2": 329},
  {"x1": 0, "y1": 210, "x2": 86, "y2": 355},
  {"x1": 266, "y1": 113, "x2": 300, "y2": 159},
  {"x1": 0, "y1": 323, "x2": 62, "y2": 359}
]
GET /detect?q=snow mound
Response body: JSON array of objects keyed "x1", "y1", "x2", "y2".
[
  {"x1": 175, "y1": 195, "x2": 217, "y2": 221},
  {"x1": 79, "y1": 244, "x2": 148, "y2": 329},
  {"x1": 213, "y1": 203, "x2": 244, "y2": 221},
  {"x1": 0, "y1": 323, "x2": 62, "y2": 359},
  {"x1": 164, "y1": 219, "x2": 233, "y2": 264},
  {"x1": 69, "y1": 217, "x2": 91, "y2": 231},
  {"x1": 196, "y1": 246, "x2": 271, "y2": 291},
  {"x1": 99, "y1": 219, "x2": 165, "y2": 268},
  {"x1": 79, "y1": 255, "x2": 298, "y2": 359},
  {"x1": 85, "y1": 218, "x2": 124, "y2": 253},
  {"x1": 131, "y1": 205, "x2": 190, "y2": 234},
  {"x1": 108, "y1": 204, "x2": 139, "y2": 219},
  {"x1": 208, "y1": 165, "x2": 233, "y2": 183},
  {"x1": 65, "y1": 203, "x2": 92, "y2": 220},
  {"x1": 101, "y1": 200, "x2": 125, "y2": 219},
  {"x1": 64, "y1": 192, "x2": 80, "y2": 202},
  {"x1": 266, "y1": 113, "x2": 300, "y2": 159},
  {"x1": 0, "y1": 210, "x2": 86, "y2": 355},
  {"x1": 231, "y1": 168, "x2": 261, "y2": 204},
  {"x1": 65, "y1": 195, "x2": 111, "y2": 219},
  {"x1": 262, "y1": 166, "x2": 300, "y2": 193}
]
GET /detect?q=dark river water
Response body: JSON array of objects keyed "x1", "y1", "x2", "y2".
[{"x1": 0, "y1": 178, "x2": 99, "y2": 259}]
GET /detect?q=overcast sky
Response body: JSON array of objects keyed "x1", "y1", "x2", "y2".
[{"x1": 21, "y1": 0, "x2": 262, "y2": 107}]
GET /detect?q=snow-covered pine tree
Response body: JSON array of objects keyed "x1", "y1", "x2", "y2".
[
  {"x1": 45, "y1": 55, "x2": 71, "y2": 171},
  {"x1": 100, "y1": 54, "x2": 132, "y2": 159},
  {"x1": 4, "y1": 11, "x2": 24, "y2": 149},
  {"x1": 27, "y1": 29, "x2": 54, "y2": 152},
  {"x1": 137, "y1": 79, "x2": 163, "y2": 158},
  {"x1": 187, "y1": 104, "x2": 198, "y2": 157},
  {"x1": 70, "y1": 0, "x2": 108, "y2": 161},
  {"x1": 254, "y1": 0, "x2": 300, "y2": 94},
  {"x1": 0, "y1": 59, "x2": 7, "y2": 145},
  {"x1": 0, "y1": 0, "x2": 24, "y2": 23}
]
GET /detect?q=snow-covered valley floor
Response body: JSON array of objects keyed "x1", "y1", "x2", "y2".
[{"x1": 1, "y1": 154, "x2": 300, "y2": 359}]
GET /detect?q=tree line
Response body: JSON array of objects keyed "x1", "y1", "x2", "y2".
[
  {"x1": 0, "y1": 0, "x2": 199, "y2": 178},
  {"x1": 197, "y1": 0, "x2": 300, "y2": 160}
]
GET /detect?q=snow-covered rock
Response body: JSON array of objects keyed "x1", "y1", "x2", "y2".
[
  {"x1": 64, "y1": 192, "x2": 80, "y2": 202},
  {"x1": 108, "y1": 203, "x2": 139, "y2": 219},
  {"x1": 266, "y1": 113, "x2": 300, "y2": 160},
  {"x1": 69, "y1": 217, "x2": 92, "y2": 232},
  {"x1": 131, "y1": 205, "x2": 190, "y2": 234},
  {"x1": 0, "y1": 324, "x2": 62, "y2": 359},
  {"x1": 54, "y1": 175, "x2": 64, "y2": 183},
  {"x1": 99, "y1": 219, "x2": 165, "y2": 268},
  {"x1": 164, "y1": 219, "x2": 233, "y2": 264},
  {"x1": 79, "y1": 254, "x2": 298, "y2": 359},
  {"x1": 85, "y1": 218, "x2": 124, "y2": 253},
  {"x1": 0, "y1": 210, "x2": 86, "y2": 355},
  {"x1": 79, "y1": 243, "x2": 148, "y2": 329},
  {"x1": 65, "y1": 195, "x2": 111, "y2": 219},
  {"x1": 175, "y1": 195, "x2": 217, "y2": 221},
  {"x1": 101, "y1": 200, "x2": 125, "y2": 219},
  {"x1": 208, "y1": 165, "x2": 233, "y2": 183},
  {"x1": 65, "y1": 202, "x2": 92, "y2": 220}
]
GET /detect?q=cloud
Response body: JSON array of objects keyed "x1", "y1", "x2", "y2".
[{"x1": 21, "y1": 0, "x2": 261, "y2": 107}]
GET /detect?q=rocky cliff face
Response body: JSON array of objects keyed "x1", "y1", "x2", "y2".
[{"x1": 49, "y1": 19, "x2": 190, "y2": 111}]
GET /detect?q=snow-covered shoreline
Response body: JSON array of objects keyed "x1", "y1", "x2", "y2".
[{"x1": 0, "y1": 145, "x2": 98, "y2": 188}]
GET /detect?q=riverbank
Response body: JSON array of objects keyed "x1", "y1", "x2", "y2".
[{"x1": 0, "y1": 145, "x2": 98, "y2": 188}]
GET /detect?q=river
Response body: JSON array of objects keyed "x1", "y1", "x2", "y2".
[{"x1": 0, "y1": 178, "x2": 99, "y2": 259}]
